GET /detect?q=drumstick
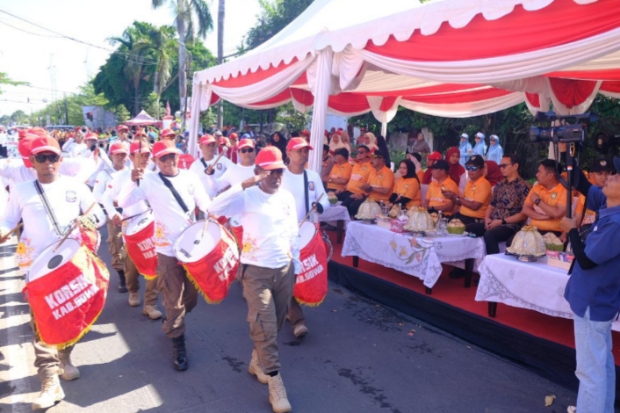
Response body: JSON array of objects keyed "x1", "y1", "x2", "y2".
[
  {"x1": 137, "y1": 139, "x2": 142, "y2": 187},
  {"x1": 204, "y1": 152, "x2": 225, "y2": 175},
  {"x1": 201, "y1": 216, "x2": 210, "y2": 238},
  {"x1": 299, "y1": 193, "x2": 324, "y2": 228},
  {"x1": 54, "y1": 202, "x2": 97, "y2": 252},
  {"x1": 121, "y1": 209, "x2": 153, "y2": 222},
  {"x1": 6, "y1": 222, "x2": 23, "y2": 237}
]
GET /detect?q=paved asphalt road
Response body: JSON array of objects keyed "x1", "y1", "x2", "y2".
[{"x1": 0, "y1": 226, "x2": 593, "y2": 413}]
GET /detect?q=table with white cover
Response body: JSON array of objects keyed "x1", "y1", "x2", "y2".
[
  {"x1": 319, "y1": 204, "x2": 350, "y2": 244},
  {"x1": 341, "y1": 221, "x2": 486, "y2": 290},
  {"x1": 475, "y1": 253, "x2": 620, "y2": 331}
]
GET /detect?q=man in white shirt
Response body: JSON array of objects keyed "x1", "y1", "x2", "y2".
[
  {"x1": 209, "y1": 146, "x2": 299, "y2": 413},
  {"x1": 207, "y1": 138, "x2": 256, "y2": 194},
  {"x1": 118, "y1": 140, "x2": 210, "y2": 372},
  {"x1": 0, "y1": 135, "x2": 105, "y2": 411},
  {"x1": 189, "y1": 134, "x2": 232, "y2": 198},
  {"x1": 281, "y1": 137, "x2": 329, "y2": 339},
  {"x1": 100, "y1": 140, "x2": 162, "y2": 319}
]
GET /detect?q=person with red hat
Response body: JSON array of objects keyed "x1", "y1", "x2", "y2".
[
  {"x1": 117, "y1": 139, "x2": 210, "y2": 372},
  {"x1": 160, "y1": 129, "x2": 176, "y2": 140},
  {"x1": 227, "y1": 132, "x2": 239, "y2": 164},
  {"x1": 423, "y1": 151, "x2": 443, "y2": 184},
  {"x1": 189, "y1": 134, "x2": 233, "y2": 198},
  {"x1": 0, "y1": 135, "x2": 105, "y2": 410},
  {"x1": 209, "y1": 146, "x2": 299, "y2": 413},
  {"x1": 208, "y1": 138, "x2": 257, "y2": 195},
  {"x1": 62, "y1": 127, "x2": 88, "y2": 157},
  {"x1": 101, "y1": 138, "x2": 162, "y2": 318},
  {"x1": 281, "y1": 137, "x2": 329, "y2": 339}
]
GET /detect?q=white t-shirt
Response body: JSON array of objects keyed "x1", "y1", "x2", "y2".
[
  {"x1": 0, "y1": 176, "x2": 105, "y2": 275},
  {"x1": 101, "y1": 168, "x2": 150, "y2": 220},
  {"x1": 189, "y1": 156, "x2": 233, "y2": 198},
  {"x1": 117, "y1": 169, "x2": 210, "y2": 257},
  {"x1": 0, "y1": 185, "x2": 8, "y2": 218},
  {"x1": 208, "y1": 163, "x2": 255, "y2": 195},
  {"x1": 69, "y1": 142, "x2": 89, "y2": 158},
  {"x1": 0, "y1": 158, "x2": 97, "y2": 188},
  {"x1": 209, "y1": 183, "x2": 300, "y2": 271},
  {"x1": 281, "y1": 168, "x2": 329, "y2": 223}
]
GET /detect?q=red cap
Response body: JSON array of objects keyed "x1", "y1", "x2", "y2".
[
  {"x1": 301, "y1": 129, "x2": 310, "y2": 137},
  {"x1": 85, "y1": 132, "x2": 98, "y2": 141},
  {"x1": 256, "y1": 147, "x2": 285, "y2": 171},
  {"x1": 161, "y1": 129, "x2": 176, "y2": 138},
  {"x1": 218, "y1": 137, "x2": 229, "y2": 146},
  {"x1": 30, "y1": 136, "x2": 61, "y2": 155},
  {"x1": 427, "y1": 151, "x2": 442, "y2": 160},
  {"x1": 75, "y1": 126, "x2": 82, "y2": 131},
  {"x1": 117, "y1": 125, "x2": 129, "y2": 132},
  {"x1": 109, "y1": 141, "x2": 130, "y2": 155},
  {"x1": 237, "y1": 138, "x2": 255, "y2": 150},
  {"x1": 286, "y1": 137, "x2": 313, "y2": 152},
  {"x1": 152, "y1": 140, "x2": 181, "y2": 159},
  {"x1": 18, "y1": 137, "x2": 34, "y2": 168},
  {"x1": 199, "y1": 134, "x2": 216, "y2": 145},
  {"x1": 129, "y1": 140, "x2": 151, "y2": 154},
  {"x1": 28, "y1": 127, "x2": 48, "y2": 138},
  {"x1": 229, "y1": 132, "x2": 238, "y2": 140}
]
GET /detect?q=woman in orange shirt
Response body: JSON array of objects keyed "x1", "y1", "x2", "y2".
[{"x1": 387, "y1": 160, "x2": 421, "y2": 210}]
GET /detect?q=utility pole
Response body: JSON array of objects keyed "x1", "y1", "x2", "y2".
[{"x1": 63, "y1": 93, "x2": 69, "y2": 125}]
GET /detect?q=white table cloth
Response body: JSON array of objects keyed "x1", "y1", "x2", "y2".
[
  {"x1": 319, "y1": 205, "x2": 350, "y2": 223},
  {"x1": 342, "y1": 221, "x2": 485, "y2": 288},
  {"x1": 475, "y1": 254, "x2": 620, "y2": 332}
]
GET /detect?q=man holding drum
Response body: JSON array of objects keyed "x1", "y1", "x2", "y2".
[
  {"x1": 118, "y1": 140, "x2": 210, "y2": 371},
  {"x1": 207, "y1": 138, "x2": 257, "y2": 194},
  {"x1": 189, "y1": 134, "x2": 233, "y2": 198},
  {"x1": 0, "y1": 135, "x2": 105, "y2": 410},
  {"x1": 281, "y1": 137, "x2": 329, "y2": 338},
  {"x1": 210, "y1": 146, "x2": 300, "y2": 413},
  {"x1": 100, "y1": 139, "x2": 162, "y2": 319}
]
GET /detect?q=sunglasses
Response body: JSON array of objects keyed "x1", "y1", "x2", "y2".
[
  {"x1": 499, "y1": 163, "x2": 513, "y2": 169},
  {"x1": 465, "y1": 165, "x2": 481, "y2": 171},
  {"x1": 34, "y1": 153, "x2": 60, "y2": 163},
  {"x1": 159, "y1": 153, "x2": 178, "y2": 162},
  {"x1": 240, "y1": 148, "x2": 254, "y2": 154}
]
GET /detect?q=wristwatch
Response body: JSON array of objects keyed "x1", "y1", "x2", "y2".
[
  {"x1": 455, "y1": 196, "x2": 461, "y2": 205},
  {"x1": 501, "y1": 217, "x2": 507, "y2": 225}
]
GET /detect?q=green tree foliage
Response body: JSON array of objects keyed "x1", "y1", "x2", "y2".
[
  {"x1": 0, "y1": 72, "x2": 28, "y2": 94},
  {"x1": 10, "y1": 110, "x2": 29, "y2": 124}
]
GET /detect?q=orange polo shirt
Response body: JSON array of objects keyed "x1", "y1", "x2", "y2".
[
  {"x1": 346, "y1": 161, "x2": 372, "y2": 195},
  {"x1": 367, "y1": 166, "x2": 395, "y2": 202},
  {"x1": 460, "y1": 177, "x2": 492, "y2": 219},
  {"x1": 576, "y1": 194, "x2": 597, "y2": 226},
  {"x1": 393, "y1": 177, "x2": 421, "y2": 209},
  {"x1": 426, "y1": 177, "x2": 459, "y2": 216},
  {"x1": 525, "y1": 182, "x2": 568, "y2": 232},
  {"x1": 327, "y1": 162, "x2": 353, "y2": 191}
]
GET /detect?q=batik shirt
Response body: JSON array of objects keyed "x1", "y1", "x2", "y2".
[{"x1": 489, "y1": 177, "x2": 530, "y2": 229}]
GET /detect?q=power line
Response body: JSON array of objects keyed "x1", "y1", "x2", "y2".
[{"x1": 0, "y1": 19, "x2": 63, "y2": 38}]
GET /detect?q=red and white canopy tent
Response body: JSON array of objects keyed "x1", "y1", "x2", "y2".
[
  {"x1": 189, "y1": 0, "x2": 620, "y2": 172},
  {"x1": 125, "y1": 110, "x2": 160, "y2": 127}
]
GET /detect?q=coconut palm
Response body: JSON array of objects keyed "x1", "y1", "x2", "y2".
[{"x1": 151, "y1": 0, "x2": 214, "y2": 113}]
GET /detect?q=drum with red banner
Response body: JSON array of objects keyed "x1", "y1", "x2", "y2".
[
  {"x1": 294, "y1": 222, "x2": 329, "y2": 306},
  {"x1": 229, "y1": 216, "x2": 243, "y2": 250},
  {"x1": 122, "y1": 211, "x2": 157, "y2": 279},
  {"x1": 173, "y1": 220, "x2": 239, "y2": 304},
  {"x1": 25, "y1": 239, "x2": 109, "y2": 348}
]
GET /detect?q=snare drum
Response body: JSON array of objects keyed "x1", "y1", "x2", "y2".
[
  {"x1": 26, "y1": 239, "x2": 109, "y2": 348},
  {"x1": 294, "y1": 222, "x2": 328, "y2": 306},
  {"x1": 122, "y1": 211, "x2": 157, "y2": 279},
  {"x1": 173, "y1": 220, "x2": 239, "y2": 304}
]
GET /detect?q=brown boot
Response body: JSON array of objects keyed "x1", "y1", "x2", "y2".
[
  {"x1": 267, "y1": 372, "x2": 292, "y2": 413},
  {"x1": 32, "y1": 375, "x2": 65, "y2": 410}
]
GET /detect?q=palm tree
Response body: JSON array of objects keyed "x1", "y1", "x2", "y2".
[
  {"x1": 216, "y1": 0, "x2": 225, "y2": 129},
  {"x1": 151, "y1": 0, "x2": 214, "y2": 115}
]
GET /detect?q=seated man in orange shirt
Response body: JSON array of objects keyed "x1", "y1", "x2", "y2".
[
  {"x1": 443, "y1": 155, "x2": 492, "y2": 226},
  {"x1": 326, "y1": 148, "x2": 353, "y2": 193},
  {"x1": 337, "y1": 145, "x2": 372, "y2": 202},
  {"x1": 423, "y1": 160, "x2": 459, "y2": 216},
  {"x1": 521, "y1": 159, "x2": 568, "y2": 237},
  {"x1": 342, "y1": 151, "x2": 394, "y2": 217}
]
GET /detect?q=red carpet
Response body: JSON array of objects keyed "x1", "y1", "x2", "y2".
[{"x1": 327, "y1": 230, "x2": 620, "y2": 365}]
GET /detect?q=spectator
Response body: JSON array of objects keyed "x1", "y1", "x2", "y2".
[
  {"x1": 408, "y1": 131, "x2": 431, "y2": 155},
  {"x1": 424, "y1": 160, "x2": 459, "y2": 217},
  {"x1": 443, "y1": 155, "x2": 492, "y2": 226},
  {"x1": 423, "y1": 151, "x2": 442, "y2": 184},
  {"x1": 472, "y1": 132, "x2": 487, "y2": 157},
  {"x1": 357, "y1": 132, "x2": 379, "y2": 153},
  {"x1": 321, "y1": 144, "x2": 335, "y2": 187},
  {"x1": 446, "y1": 146, "x2": 466, "y2": 189},
  {"x1": 407, "y1": 152, "x2": 425, "y2": 182},
  {"x1": 343, "y1": 151, "x2": 394, "y2": 217},
  {"x1": 267, "y1": 132, "x2": 288, "y2": 162},
  {"x1": 522, "y1": 159, "x2": 568, "y2": 237},
  {"x1": 387, "y1": 159, "x2": 421, "y2": 210},
  {"x1": 226, "y1": 132, "x2": 239, "y2": 164},
  {"x1": 376, "y1": 134, "x2": 391, "y2": 169},
  {"x1": 485, "y1": 160, "x2": 504, "y2": 187},
  {"x1": 327, "y1": 148, "x2": 353, "y2": 193},
  {"x1": 337, "y1": 145, "x2": 372, "y2": 203},
  {"x1": 459, "y1": 133, "x2": 472, "y2": 166},
  {"x1": 486, "y1": 135, "x2": 503, "y2": 163}
]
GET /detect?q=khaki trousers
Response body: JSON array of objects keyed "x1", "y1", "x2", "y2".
[
  {"x1": 287, "y1": 297, "x2": 305, "y2": 328},
  {"x1": 241, "y1": 261, "x2": 295, "y2": 374},
  {"x1": 123, "y1": 248, "x2": 159, "y2": 306},
  {"x1": 29, "y1": 309, "x2": 74, "y2": 379},
  {"x1": 156, "y1": 253, "x2": 198, "y2": 338},
  {"x1": 106, "y1": 219, "x2": 124, "y2": 272}
]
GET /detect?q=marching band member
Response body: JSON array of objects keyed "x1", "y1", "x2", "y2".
[
  {"x1": 207, "y1": 138, "x2": 256, "y2": 194},
  {"x1": 117, "y1": 140, "x2": 210, "y2": 371},
  {"x1": 0, "y1": 136, "x2": 105, "y2": 410},
  {"x1": 209, "y1": 146, "x2": 299, "y2": 413},
  {"x1": 100, "y1": 139, "x2": 162, "y2": 319},
  {"x1": 189, "y1": 134, "x2": 232, "y2": 198},
  {"x1": 281, "y1": 137, "x2": 328, "y2": 339}
]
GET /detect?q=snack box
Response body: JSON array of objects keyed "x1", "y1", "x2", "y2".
[
  {"x1": 390, "y1": 219, "x2": 405, "y2": 234},
  {"x1": 546, "y1": 250, "x2": 575, "y2": 271}
]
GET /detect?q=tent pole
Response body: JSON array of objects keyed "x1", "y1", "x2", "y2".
[{"x1": 309, "y1": 49, "x2": 333, "y2": 173}]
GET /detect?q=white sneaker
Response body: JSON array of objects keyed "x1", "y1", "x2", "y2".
[
  {"x1": 248, "y1": 349, "x2": 268, "y2": 384},
  {"x1": 567, "y1": 407, "x2": 576, "y2": 413},
  {"x1": 293, "y1": 324, "x2": 308, "y2": 338},
  {"x1": 128, "y1": 292, "x2": 141, "y2": 307},
  {"x1": 32, "y1": 375, "x2": 64, "y2": 410},
  {"x1": 142, "y1": 305, "x2": 162, "y2": 320},
  {"x1": 58, "y1": 354, "x2": 80, "y2": 381},
  {"x1": 268, "y1": 373, "x2": 292, "y2": 413}
]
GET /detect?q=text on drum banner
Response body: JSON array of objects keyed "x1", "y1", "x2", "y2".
[
  {"x1": 136, "y1": 237, "x2": 157, "y2": 259},
  {"x1": 213, "y1": 248, "x2": 237, "y2": 281},
  {"x1": 296, "y1": 254, "x2": 324, "y2": 283},
  {"x1": 44, "y1": 274, "x2": 100, "y2": 320}
]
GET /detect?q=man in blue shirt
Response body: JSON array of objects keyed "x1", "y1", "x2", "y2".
[
  {"x1": 458, "y1": 133, "x2": 472, "y2": 166},
  {"x1": 562, "y1": 171, "x2": 620, "y2": 413}
]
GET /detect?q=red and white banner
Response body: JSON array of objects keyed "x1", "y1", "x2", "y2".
[
  {"x1": 294, "y1": 225, "x2": 328, "y2": 306},
  {"x1": 123, "y1": 221, "x2": 158, "y2": 280}
]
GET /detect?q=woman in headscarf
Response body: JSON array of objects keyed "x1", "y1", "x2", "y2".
[
  {"x1": 329, "y1": 131, "x2": 351, "y2": 154},
  {"x1": 446, "y1": 146, "x2": 466, "y2": 186},
  {"x1": 485, "y1": 160, "x2": 504, "y2": 187},
  {"x1": 357, "y1": 132, "x2": 379, "y2": 153},
  {"x1": 339, "y1": 131, "x2": 353, "y2": 153}
]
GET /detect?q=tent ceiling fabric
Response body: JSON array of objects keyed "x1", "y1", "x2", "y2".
[{"x1": 189, "y1": 0, "x2": 620, "y2": 171}]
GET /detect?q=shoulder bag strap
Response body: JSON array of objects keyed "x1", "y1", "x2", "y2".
[
  {"x1": 303, "y1": 170, "x2": 310, "y2": 215},
  {"x1": 200, "y1": 158, "x2": 208, "y2": 169},
  {"x1": 34, "y1": 180, "x2": 63, "y2": 236},
  {"x1": 158, "y1": 173, "x2": 190, "y2": 214}
]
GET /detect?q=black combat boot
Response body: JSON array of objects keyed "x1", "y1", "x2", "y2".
[
  {"x1": 172, "y1": 335, "x2": 188, "y2": 371},
  {"x1": 117, "y1": 270, "x2": 128, "y2": 293}
]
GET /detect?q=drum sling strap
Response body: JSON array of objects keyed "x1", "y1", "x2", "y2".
[
  {"x1": 34, "y1": 180, "x2": 63, "y2": 236},
  {"x1": 158, "y1": 173, "x2": 192, "y2": 218},
  {"x1": 303, "y1": 170, "x2": 310, "y2": 215}
]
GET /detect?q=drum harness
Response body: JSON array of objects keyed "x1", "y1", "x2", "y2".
[
  {"x1": 303, "y1": 172, "x2": 333, "y2": 261},
  {"x1": 158, "y1": 173, "x2": 194, "y2": 223}
]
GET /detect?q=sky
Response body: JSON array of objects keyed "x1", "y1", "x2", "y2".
[{"x1": 0, "y1": 0, "x2": 263, "y2": 116}]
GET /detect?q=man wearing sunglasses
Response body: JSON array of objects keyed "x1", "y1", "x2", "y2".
[
  {"x1": 189, "y1": 134, "x2": 233, "y2": 198},
  {"x1": 118, "y1": 140, "x2": 210, "y2": 372},
  {"x1": 443, "y1": 155, "x2": 492, "y2": 226},
  {"x1": 281, "y1": 137, "x2": 329, "y2": 339},
  {"x1": 0, "y1": 135, "x2": 105, "y2": 410},
  {"x1": 207, "y1": 138, "x2": 257, "y2": 195},
  {"x1": 209, "y1": 146, "x2": 299, "y2": 413}
]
